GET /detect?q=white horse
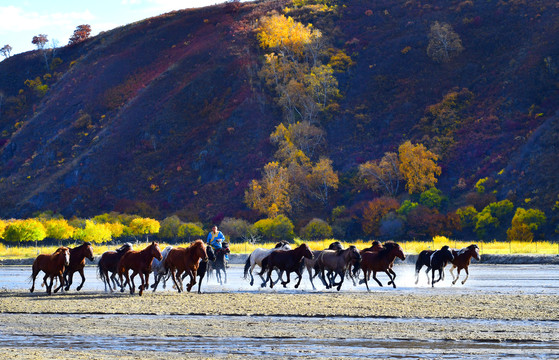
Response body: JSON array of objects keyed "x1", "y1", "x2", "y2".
[
  {"x1": 150, "y1": 245, "x2": 173, "y2": 292},
  {"x1": 243, "y1": 241, "x2": 292, "y2": 286}
]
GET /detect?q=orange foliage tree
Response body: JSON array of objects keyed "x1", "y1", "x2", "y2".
[
  {"x1": 398, "y1": 141, "x2": 441, "y2": 194},
  {"x1": 359, "y1": 152, "x2": 402, "y2": 196},
  {"x1": 362, "y1": 197, "x2": 399, "y2": 236},
  {"x1": 244, "y1": 162, "x2": 291, "y2": 218},
  {"x1": 68, "y1": 24, "x2": 92, "y2": 45}
]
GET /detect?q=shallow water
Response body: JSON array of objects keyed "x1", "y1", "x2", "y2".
[{"x1": 2, "y1": 263, "x2": 559, "y2": 295}]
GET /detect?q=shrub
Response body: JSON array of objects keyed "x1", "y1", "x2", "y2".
[
  {"x1": 219, "y1": 217, "x2": 253, "y2": 243},
  {"x1": 300, "y1": 218, "x2": 333, "y2": 240},
  {"x1": 397, "y1": 200, "x2": 418, "y2": 216},
  {"x1": 253, "y1": 215, "x2": 295, "y2": 242},
  {"x1": 419, "y1": 187, "x2": 446, "y2": 209}
]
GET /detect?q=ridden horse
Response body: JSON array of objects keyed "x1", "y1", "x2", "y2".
[
  {"x1": 450, "y1": 244, "x2": 480, "y2": 285},
  {"x1": 63, "y1": 242, "x2": 95, "y2": 291},
  {"x1": 415, "y1": 245, "x2": 455, "y2": 287},
  {"x1": 98, "y1": 243, "x2": 133, "y2": 292},
  {"x1": 244, "y1": 241, "x2": 292, "y2": 286},
  {"x1": 317, "y1": 246, "x2": 362, "y2": 291},
  {"x1": 359, "y1": 242, "x2": 406, "y2": 290},
  {"x1": 208, "y1": 242, "x2": 230, "y2": 285},
  {"x1": 165, "y1": 240, "x2": 208, "y2": 293},
  {"x1": 118, "y1": 242, "x2": 162, "y2": 296},
  {"x1": 150, "y1": 246, "x2": 174, "y2": 292},
  {"x1": 30, "y1": 247, "x2": 70, "y2": 295},
  {"x1": 259, "y1": 243, "x2": 314, "y2": 289},
  {"x1": 301, "y1": 241, "x2": 343, "y2": 290}
]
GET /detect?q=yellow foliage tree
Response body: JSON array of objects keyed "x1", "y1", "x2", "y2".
[
  {"x1": 129, "y1": 218, "x2": 161, "y2": 240},
  {"x1": 245, "y1": 162, "x2": 291, "y2": 217},
  {"x1": 73, "y1": 220, "x2": 112, "y2": 244},
  {"x1": 257, "y1": 14, "x2": 318, "y2": 57},
  {"x1": 398, "y1": 141, "x2": 441, "y2": 194},
  {"x1": 359, "y1": 152, "x2": 402, "y2": 196},
  {"x1": 306, "y1": 157, "x2": 339, "y2": 205},
  {"x1": 43, "y1": 219, "x2": 75, "y2": 241}
]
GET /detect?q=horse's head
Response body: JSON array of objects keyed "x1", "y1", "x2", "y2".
[
  {"x1": 84, "y1": 242, "x2": 95, "y2": 262},
  {"x1": 222, "y1": 242, "x2": 231, "y2": 254},
  {"x1": 386, "y1": 242, "x2": 406, "y2": 261},
  {"x1": 275, "y1": 240, "x2": 289, "y2": 249},
  {"x1": 151, "y1": 242, "x2": 163, "y2": 261},
  {"x1": 348, "y1": 245, "x2": 361, "y2": 262},
  {"x1": 470, "y1": 244, "x2": 480, "y2": 260},
  {"x1": 440, "y1": 245, "x2": 454, "y2": 262},
  {"x1": 205, "y1": 243, "x2": 216, "y2": 261},
  {"x1": 328, "y1": 241, "x2": 343, "y2": 251},
  {"x1": 299, "y1": 243, "x2": 314, "y2": 259},
  {"x1": 57, "y1": 247, "x2": 71, "y2": 266},
  {"x1": 192, "y1": 240, "x2": 208, "y2": 261}
]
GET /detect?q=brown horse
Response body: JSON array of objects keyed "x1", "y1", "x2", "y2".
[
  {"x1": 360, "y1": 242, "x2": 406, "y2": 290},
  {"x1": 259, "y1": 243, "x2": 314, "y2": 289},
  {"x1": 118, "y1": 242, "x2": 162, "y2": 296},
  {"x1": 63, "y1": 242, "x2": 95, "y2": 291},
  {"x1": 450, "y1": 244, "x2": 480, "y2": 285},
  {"x1": 301, "y1": 241, "x2": 343, "y2": 290},
  {"x1": 30, "y1": 247, "x2": 70, "y2": 295},
  {"x1": 317, "y1": 246, "x2": 362, "y2": 291},
  {"x1": 165, "y1": 240, "x2": 208, "y2": 293},
  {"x1": 97, "y1": 243, "x2": 133, "y2": 292}
]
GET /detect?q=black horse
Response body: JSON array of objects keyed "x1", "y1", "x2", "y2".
[
  {"x1": 194, "y1": 245, "x2": 216, "y2": 293},
  {"x1": 415, "y1": 245, "x2": 455, "y2": 287},
  {"x1": 208, "y1": 242, "x2": 230, "y2": 285}
]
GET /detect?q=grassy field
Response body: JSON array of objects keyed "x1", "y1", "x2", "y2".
[{"x1": 1, "y1": 236, "x2": 558, "y2": 259}]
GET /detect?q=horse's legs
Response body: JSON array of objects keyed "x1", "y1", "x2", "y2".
[
  {"x1": 258, "y1": 264, "x2": 267, "y2": 287},
  {"x1": 425, "y1": 267, "x2": 431, "y2": 285},
  {"x1": 223, "y1": 266, "x2": 227, "y2": 284},
  {"x1": 170, "y1": 269, "x2": 182, "y2": 293},
  {"x1": 30, "y1": 268, "x2": 39, "y2": 293},
  {"x1": 64, "y1": 270, "x2": 73, "y2": 291},
  {"x1": 294, "y1": 270, "x2": 304, "y2": 289},
  {"x1": 53, "y1": 273, "x2": 64, "y2": 293},
  {"x1": 372, "y1": 271, "x2": 383, "y2": 287},
  {"x1": 385, "y1": 270, "x2": 396, "y2": 288},
  {"x1": 307, "y1": 265, "x2": 316, "y2": 290},
  {"x1": 248, "y1": 263, "x2": 256, "y2": 286},
  {"x1": 414, "y1": 266, "x2": 421, "y2": 285},
  {"x1": 387, "y1": 268, "x2": 397, "y2": 288},
  {"x1": 461, "y1": 267, "x2": 469, "y2": 285},
  {"x1": 450, "y1": 266, "x2": 457, "y2": 284},
  {"x1": 266, "y1": 268, "x2": 274, "y2": 288},
  {"x1": 335, "y1": 271, "x2": 344, "y2": 291},
  {"x1": 271, "y1": 269, "x2": 283, "y2": 287},
  {"x1": 281, "y1": 271, "x2": 291, "y2": 288},
  {"x1": 364, "y1": 269, "x2": 371, "y2": 292},
  {"x1": 76, "y1": 269, "x2": 86, "y2": 291},
  {"x1": 47, "y1": 276, "x2": 54, "y2": 295},
  {"x1": 127, "y1": 271, "x2": 136, "y2": 294},
  {"x1": 137, "y1": 272, "x2": 146, "y2": 296},
  {"x1": 186, "y1": 270, "x2": 196, "y2": 292}
]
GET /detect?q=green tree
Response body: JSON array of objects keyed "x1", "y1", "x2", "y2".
[
  {"x1": 178, "y1": 222, "x2": 205, "y2": 241},
  {"x1": 507, "y1": 208, "x2": 546, "y2": 242},
  {"x1": 3, "y1": 219, "x2": 47, "y2": 245},
  {"x1": 159, "y1": 215, "x2": 184, "y2": 240},
  {"x1": 396, "y1": 200, "x2": 418, "y2": 216},
  {"x1": 456, "y1": 206, "x2": 478, "y2": 229},
  {"x1": 419, "y1": 187, "x2": 446, "y2": 209},
  {"x1": 253, "y1": 215, "x2": 295, "y2": 242},
  {"x1": 300, "y1": 218, "x2": 332, "y2": 240}
]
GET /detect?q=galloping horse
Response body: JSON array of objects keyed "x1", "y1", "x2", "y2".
[
  {"x1": 63, "y1": 242, "x2": 94, "y2": 291},
  {"x1": 30, "y1": 247, "x2": 70, "y2": 295},
  {"x1": 150, "y1": 245, "x2": 174, "y2": 292},
  {"x1": 118, "y1": 242, "x2": 162, "y2": 296},
  {"x1": 301, "y1": 241, "x2": 343, "y2": 290},
  {"x1": 450, "y1": 244, "x2": 480, "y2": 285},
  {"x1": 415, "y1": 245, "x2": 454, "y2": 287},
  {"x1": 98, "y1": 243, "x2": 133, "y2": 292},
  {"x1": 359, "y1": 242, "x2": 406, "y2": 290},
  {"x1": 317, "y1": 246, "x2": 362, "y2": 291},
  {"x1": 259, "y1": 243, "x2": 314, "y2": 289},
  {"x1": 244, "y1": 241, "x2": 292, "y2": 286},
  {"x1": 165, "y1": 240, "x2": 208, "y2": 293},
  {"x1": 208, "y1": 242, "x2": 230, "y2": 285},
  {"x1": 194, "y1": 244, "x2": 216, "y2": 293}
]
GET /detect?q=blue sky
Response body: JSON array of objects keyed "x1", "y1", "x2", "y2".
[{"x1": 0, "y1": 0, "x2": 229, "y2": 55}]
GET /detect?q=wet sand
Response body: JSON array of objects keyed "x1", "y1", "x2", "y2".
[{"x1": 1, "y1": 290, "x2": 558, "y2": 359}]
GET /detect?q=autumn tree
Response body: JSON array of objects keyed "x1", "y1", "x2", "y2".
[
  {"x1": 427, "y1": 21, "x2": 464, "y2": 63},
  {"x1": 68, "y1": 24, "x2": 91, "y2": 45},
  {"x1": 72, "y1": 220, "x2": 112, "y2": 244},
  {"x1": 398, "y1": 141, "x2": 441, "y2": 194},
  {"x1": 507, "y1": 208, "x2": 546, "y2": 242},
  {"x1": 362, "y1": 197, "x2": 399, "y2": 236},
  {"x1": 359, "y1": 152, "x2": 402, "y2": 196},
  {"x1": 245, "y1": 162, "x2": 291, "y2": 217},
  {"x1": 306, "y1": 157, "x2": 339, "y2": 205},
  {"x1": 257, "y1": 14, "x2": 317, "y2": 58},
  {"x1": 32, "y1": 34, "x2": 50, "y2": 70},
  {"x1": 3, "y1": 219, "x2": 46, "y2": 246},
  {"x1": 129, "y1": 217, "x2": 160, "y2": 241},
  {"x1": 43, "y1": 219, "x2": 75, "y2": 242},
  {"x1": 0, "y1": 44, "x2": 12, "y2": 59}
]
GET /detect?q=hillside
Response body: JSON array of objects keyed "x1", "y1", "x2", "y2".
[{"x1": 0, "y1": 0, "x2": 557, "y2": 239}]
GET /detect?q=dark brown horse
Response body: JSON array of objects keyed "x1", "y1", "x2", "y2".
[
  {"x1": 118, "y1": 242, "x2": 162, "y2": 296},
  {"x1": 301, "y1": 241, "x2": 343, "y2": 290},
  {"x1": 208, "y1": 242, "x2": 230, "y2": 285},
  {"x1": 259, "y1": 243, "x2": 314, "y2": 289},
  {"x1": 317, "y1": 246, "x2": 362, "y2": 291},
  {"x1": 97, "y1": 243, "x2": 133, "y2": 292},
  {"x1": 360, "y1": 242, "x2": 406, "y2": 290},
  {"x1": 63, "y1": 242, "x2": 94, "y2": 291},
  {"x1": 30, "y1": 247, "x2": 70, "y2": 295},
  {"x1": 165, "y1": 240, "x2": 208, "y2": 293},
  {"x1": 450, "y1": 244, "x2": 480, "y2": 285}
]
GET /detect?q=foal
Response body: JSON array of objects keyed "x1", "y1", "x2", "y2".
[{"x1": 450, "y1": 244, "x2": 480, "y2": 285}]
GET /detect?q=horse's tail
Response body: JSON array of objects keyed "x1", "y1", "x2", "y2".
[
  {"x1": 97, "y1": 260, "x2": 105, "y2": 282},
  {"x1": 258, "y1": 255, "x2": 270, "y2": 276},
  {"x1": 243, "y1": 254, "x2": 251, "y2": 279}
]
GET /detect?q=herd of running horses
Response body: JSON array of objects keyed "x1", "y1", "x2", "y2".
[{"x1": 28, "y1": 239, "x2": 480, "y2": 296}]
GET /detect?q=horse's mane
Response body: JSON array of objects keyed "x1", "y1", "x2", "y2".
[
  {"x1": 117, "y1": 243, "x2": 132, "y2": 253},
  {"x1": 190, "y1": 239, "x2": 204, "y2": 248},
  {"x1": 441, "y1": 245, "x2": 450, "y2": 251}
]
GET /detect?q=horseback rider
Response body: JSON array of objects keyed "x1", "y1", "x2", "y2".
[{"x1": 207, "y1": 225, "x2": 229, "y2": 263}]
